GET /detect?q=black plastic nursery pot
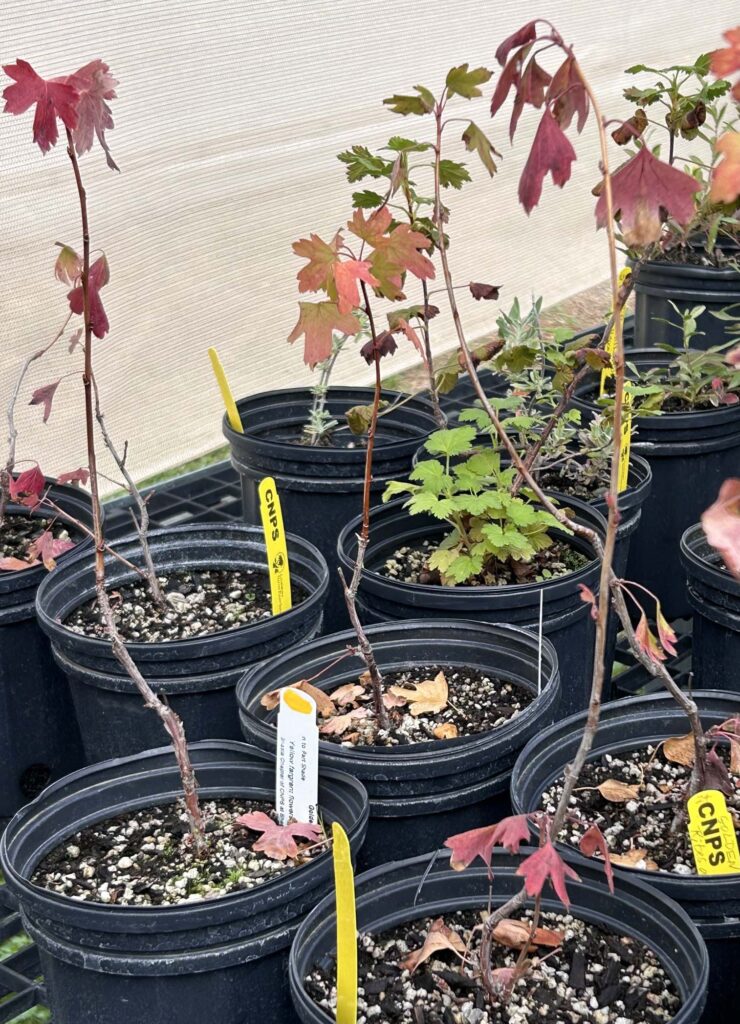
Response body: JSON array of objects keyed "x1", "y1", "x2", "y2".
[
  {"x1": 34, "y1": 523, "x2": 328, "y2": 764},
  {"x1": 510, "y1": 690, "x2": 740, "y2": 1024},
  {"x1": 237, "y1": 619, "x2": 560, "y2": 869},
  {"x1": 0, "y1": 740, "x2": 368, "y2": 1024},
  {"x1": 222, "y1": 387, "x2": 442, "y2": 634},
  {"x1": 289, "y1": 847, "x2": 708, "y2": 1024},
  {"x1": 681, "y1": 523, "x2": 740, "y2": 691},
  {"x1": 337, "y1": 496, "x2": 605, "y2": 718},
  {"x1": 572, "y1": 348, "x2": 740, "y2": 620},
  {"x1": 0, "y1": 481, "x2": 93, "y2": 819},
  {"x1": 633, "y1": 250, "x2": 740, "y2": 351}
]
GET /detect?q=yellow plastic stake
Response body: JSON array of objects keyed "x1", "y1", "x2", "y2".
[
  {"x1": 600, "y1": 267, "x2": 632, "y2": 396},
  {"x1": 687, "y1": 789, "x2": 740, "y2": 875},
  {"x1": 617, "y1": 382, "x2": 633, "y2": 493},
  {"x1": 208, "y1": 347, "x2": 243, "y2": 433},
  {"x1": 258, "y1": 477, "x2": 292, "y2": 616},
  {"x1": 332, "y1": 822, "x2": 357, "y2": 1024}
]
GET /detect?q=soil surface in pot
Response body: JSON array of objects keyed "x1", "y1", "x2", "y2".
[
  {"x1": 305, "y1": 907, "x2": 680, "y2": 1024},
  {"x1": 0, "y1": 512, "x2": 74, "y2": 568},
  {"x1": 64, "y1": 568, "x2": 306, "y2": 642},
  {"x1": 541, "y1": 742, "x2": 740, "y2": 875},
  {"x1": 535, "y1": 465, "x2": 609, "y2": 503},
  {"x1": 32, "y1": 797, "x2": 328, "y2": 906},
  {"x1": 381, "y1": 538, "x2": 588, "y2": 587},
  {"x1": 274, "y1": 666, "x2": 534, "y2": 748}
]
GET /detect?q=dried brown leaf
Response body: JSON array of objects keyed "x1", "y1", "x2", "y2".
[
  {"x1": 330, "y1": 683, "x2": 365, "y2": 706},
  {"x1": 610, "y1": 848, "x2": 659, "y2": 871},
  {"x1": 595, "y1": 779, "x2": 641, "y2": 803},
  {"x1": 319, "y1": 707, "x2": 370, "y2": 736},
  {"x1": 389, "y1": 671, "x2": 448, "y2": 716},
  {"x1": 259, "y1": 679, "x2": 336, "y2": 718},
  {"x1": 492, "y1": 918, "x2": 564, "y2": 951},
  {"x1": 399, "y1": 917, "x2": 466, "y2": 972},
  {"x1": 433, "y1": 722, "x2": 459, "y2": 740},
  {"x1": 663, "y1": 734, "x2": 695, "y2": 768},
  {"x1": 382, "y1": 691, "x2": 407, "y2": 709}
]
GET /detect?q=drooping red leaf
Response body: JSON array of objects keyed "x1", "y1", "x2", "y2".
[
  {"x1": 635, "y1": 611, "x2": 666, "y2": 664},
  {"x1": 490, "y1": 44, "x2": 532, "y2": 119},
  {"x1": 234, "y1": 810, "x2": 322, "y2": 861},
  {"x1": 445, "y1": 814, "x2": 531, "y2": 871},
  {"x1": 66, "y1": 59, "x2": 119, "y2": 170},
  {"x1": 54, "y1": 244, "x2": 82, "y2": 286},
  {"x1": 656, "y1": 604, "x2": 678, "y2": 657},
  {"x1": 9, "y1": 465, "x2": 45, "y2": 507},
  {"x1": 701, "y1": 479, "x2": 740, "y2": 580},
  {"x1": 595, "y1": 146, "x2": 700, "y2": 246},
  {"x1": 57, "y1": 467, "x2": 89, "y2": 486},
  {"x1": 710, "y1": 132, "x2": 740, "y2": 205},
  {"x1": 288, "y1": 301, "x2": 361, "y2": 368},
  {"x1": 516, "y1": 841, "x2": 580, "y2": 907},
  {"x1": 518, "y1": 109, "x2": 576, "y2": 214},
  {"x1": 704, "y1": 746, "x2": 735, "y2": 796},
  {"x1": 577, "y1": 583, "x2": 598, "y2": 621},
  {"x1": 360, "y1": 330, "x2": 397, "y2": 364},
  {"x1": 495, "y1": 21, "x2": 538, "y2": 66},
  {"x1": 469, "y1": 282, "x2": 501, "y2": 301},
  {"x1": 2, "y1": 59, "x2": 79, "y2": 153},
  {"x1": 29, "y1": 380, "x2": 60, "y2": 423},
  {"x1": 546, "y1": 56, "x2": 589, "y2": 133},
  {"x1": 579, "y1": 824, "x2": 614, "y2": 893},
  {"x1": 67, "y1": 254, "x2": 110, "y2": 338},
  {"x1": 395, "y1": 317, "x2": 427, "y2": 364},
  {"x1": 333, "y1": 258, "x2": 380, "y2": 314},
  {"x1": 509, "y1": 56, "x2": 552, "y2": 141},
  {"x1": 28, "y1": 529, "x2": 75, "y2": 571}
]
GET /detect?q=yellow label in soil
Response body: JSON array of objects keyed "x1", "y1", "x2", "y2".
[
  {"x1": 617, "y1": 382, "x2": 633, "y2": 494},
  {"x1": 687, "y1": 789, "x2": 740, "y2": 875},
  {"x1": 600, "y1": 267, "x2": 632, "y2": 396},
  {"x1": 333, "y1": 822, "x2": 358, "y2": 1024},
  {"x1": 208, "y1": 346, "x2": 244, "y2": 433},
  {"x1": 258, "y1": 477, "x2": 292, "y2": 616}
]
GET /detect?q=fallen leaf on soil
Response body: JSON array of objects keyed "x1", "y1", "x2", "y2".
[
  {"x1": 389, "y1": 671, "x2": 448, "y2": 716},
  {"x1": 330, "y1": 683, "x2": 365, "y2": 706},
  {"x1": 663, "y1": 734, "x2": 695, "y2": 767},
  {"x1": 594, "y1": 779, "x2": 641, "y2": 803},
  {"x1": 260, "y1": 680, "x2": 336, "y2": 718},
  {"x1": 382, "y1": 691, "x2": 407, "y2": 709},
  {"x1": 610, "y1": 848, "x2": 659, "y2": 871},
  {"x1": 492, "y1": 918, "x2": 563, "y2": 951},
  {"x1": 399, "y1": 917, "x2": 466, "y2": 972},
  {"x1": 489, "y1": 964, "x2": 529, "y2": 996},
  {"x1": 319, "y1": 707, "x2": 370, "y2": 736},
  {"x1": 234, "y1": 811, "x2": 322, "y2": 860},
  {"x1": 433, "y1": 722, "x2": 458, "y2": 740}
]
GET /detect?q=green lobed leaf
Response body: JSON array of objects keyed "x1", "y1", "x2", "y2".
[
  {"x1": 438, "y1": 159, "x2": 472, "y2": 190},
  {"x1": 461, "y1": 122, "x2": 500, "y2": 177},
  {"x1": 445, "y1": 64, "x2": 493, "y2": 99},
  {"x1": 383, "y1": 85, "x2": 435, "y2": 116},
  {"x1": 424, "y1": 425, "x2": 477, "y2": 457}
]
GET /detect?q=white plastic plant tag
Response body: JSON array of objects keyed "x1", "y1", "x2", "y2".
[{"x1": 275, "y1": 687, "x2": 319, "y2": 826}]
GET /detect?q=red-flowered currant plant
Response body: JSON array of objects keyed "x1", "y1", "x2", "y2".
[{"x1": 2, "y1": 57, "x2": 206, "y2": 849}]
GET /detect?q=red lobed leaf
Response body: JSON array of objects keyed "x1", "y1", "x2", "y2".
[
  {"x1": 547, "y1": 56, "x2": 589, "y2": 133},
  {"x1": 656, "y1": 604, "x2": 678, "y2": 657},
  {"x1": 360, "y1": 330, "x2": 397, "y2": 364},
  {"x1": 595, "y1": 147, "x2": 700, "y2": 246},
  {"x1": 518, "y1": 109, "x2": 576, "y2": 215},
  {"x1": 66, "y1": 59, "x2": 119, "y2": 170},
  {"x1": 9, "y1": 465, "x2": 45, "y2": 507},
  {"x1": 635, "y1": 611, "x2": 666, "y2": 664},
  {"x1": 293, "y1": 232, "x2": 341, "y2": 293},
  {"x1": 704, "y1": 746, "x2": 735, "y2": 796},
  {"x1": 288, "y1": 301, "x2": 361, "y2": 368},
  {"x1": 495, "y1": 22, "x2": 538, "y2": 66},
  {"x1": 346, "y1": 206, "x2": 393, "y2": 246},
  {"x1": 234, "y1": 810, "x2": 322, "y2": 861},
  {"x1": 509, "y1": 56, "x2": 552, "y2": 141},
  {"x1": 490, "y1": 44, "x2": 532, "y2": 119},
  {"x1": 395, "y1": 317, "x2": 427, "y2": 365},
  {"x1": 579, "y1": 824, "x2": 614, "y2": 893},
  {"x1": 28, "y1": 529, "x2": 75, "y2": 571},
  {"x1": 333, "y1": 258, "x2": 380, "y2": 314},
  {"x1": 29, "y1": 380, "x2": 60, "y2": 423},
  {"x1": 2, "y1": 59, "x2": 79, "y2": 153},
  {"x1": 469, "y1": 282, "x2": 501, "y2": 301},
  {"x1": 701, "y1": 479, "x2": 740, "y2": 580},
  {"x1": 445, "y1": 814, "x2": 531, "y2": 871},
  {"x1": 711, "y1": 28, "x2": 740, "y2": 79},
  {"x1": 57, "y1": 467, "x2": 89, "y2": 486},
  {"x1": 67, "y1": 254, "x2": 110, "y2": 338},
  {"x1": 516, "y1": 841, "x2": 580, "y2": 907}
]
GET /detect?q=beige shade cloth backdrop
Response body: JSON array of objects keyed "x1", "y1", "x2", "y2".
[{"x1": 0, "y1": 0, "x2": 735, "y2": 493}]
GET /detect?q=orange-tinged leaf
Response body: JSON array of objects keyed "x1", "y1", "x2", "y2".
[
  {"x1": 711, "y1": 132, "x2": 740, "y2": 204},
  {"x1": 664, "y1": 733, "x2": 695, "y2": 767},
  {"x1": 610, "y1": 848, "x2": 659, "y2": 871},
  {"x1": 333, "y1": 259, "x2": 379, "y2": 314},
  {"x1": 579, "y1": 824, "x2": 614, "y2": 893},
  {"x1": 287, "y1": 301, "x2": 361, "y2": 368},
  {"x1": 492, "y1": 918, "x2": 563, "y2": 951},
  {"x1": 656, "y1": 604, "x2": 678, "y2": 657},
  {"x1": 329, "y1": 683, "x2": 365, "y2": 706},
  {"x1": 259, "y1": 679, "x2": 336, "y2": 718},
  {"x1": 399, "y1": 917, "x2": 465, "y2": 972},
  {"x1": 0, "y1": 556, "x2": 37, "y2": 572},
  {"x1": 635, "y1": 612, "x2": 667, "y2": 664},
  {"x1": 235, "y1": 811, "x2": 322, "y2": 861},
  {"x1": 389, "y1": 671, "x2": 448, "y2": 716},
  {"x1": 382, "y1": 691, "x2": 407, "y2": 709},
  {"x1": 292, "y1": 232, "x2": 341, "y2": 293},
  {"x1": 346, "y1": 206, "x2": 392, "y2": 246},
  {"x1": 433, "y1": 722, "x2": 458, "y2": 740},
  {"x1": 319, "y1": 707, "x2": 370, "y2": 736},
  {"x1": 711, "y1": 28, "x2": 740, "y2": 79}
]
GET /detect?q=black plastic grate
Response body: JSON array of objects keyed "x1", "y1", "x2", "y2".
[{"x1": 0, "y1": 886, "x2": 48, "y2": 1023}]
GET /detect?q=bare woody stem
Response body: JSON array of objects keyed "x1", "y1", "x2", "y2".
[
  {"x1": 64, "y1": 128, "x2": 205, "y2": 848},
  {"x1": 1, "y1": 312, "x2": 73, "y2": 523},
  {"x1": 338, "y1": 281, "x2": 390, "y2": 731}
]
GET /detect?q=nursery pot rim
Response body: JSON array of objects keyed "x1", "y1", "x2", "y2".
[
  {"x1": 288, "y1": 848, "x2": 709, "y2": 1023},
  {"x1": 0, "y1": 739, "x2": 369, "y2": 924},
  {"x1": 510, "y1": 689, "x2": 740, "y2": 892},
  {"x1": 337, "y1": 495, "x2": 605, "y2": 600},
  {"x1": 680, "y1": 521, "x2": 740, "y2": 600},
  {"x1": 34, "y1": 521, "x2": 328, "y2": 658},
  {"x1": 237, "y1": 617, "x2": 560, "y2": 765}
]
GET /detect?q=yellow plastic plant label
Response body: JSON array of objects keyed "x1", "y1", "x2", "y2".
[
  {"x1": 617, "y1": 382, "x2": 633, "y2": 493},
  {"x1": 332, "y1": 822, "x2": 357, "y2": 1024},
  {"x1": 600, "y1": 267, "x2": 632, "y2": 396},
  {"x1": 687, "y1": 789, "x2": 740, "y2": 875},
  {"x1": 258, "y1": 477, "x2": 292, "y2": 616},
  {"x1": 208, "y1": 346, "x2": 243, "y2": 433}
]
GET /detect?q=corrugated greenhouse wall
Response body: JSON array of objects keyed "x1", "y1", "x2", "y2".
[{"x1": 1, "y1": 0, "x2": 736, "y2": 489}]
